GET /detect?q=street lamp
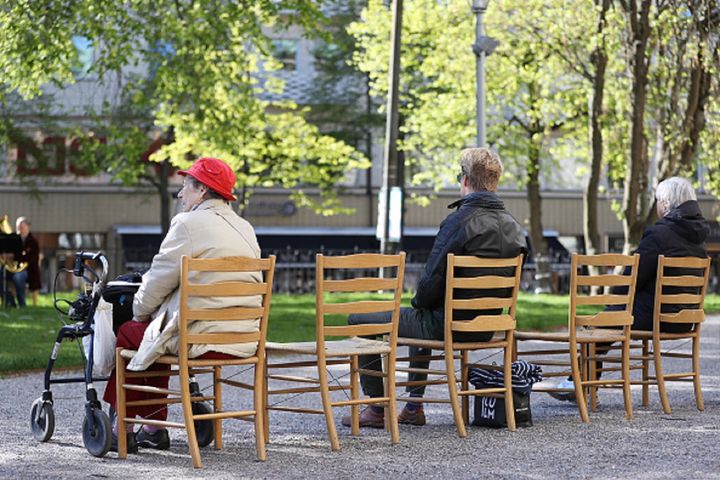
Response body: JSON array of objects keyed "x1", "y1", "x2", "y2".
[{"x1": 471, "y1": 0, "x2": 498, "y2": 147}]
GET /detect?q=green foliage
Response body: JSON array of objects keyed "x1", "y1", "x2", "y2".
[
  {"x1": 349, "y1": 0, "x2": 588, "y2": 196},
  {"x1": 0, "y1": 0, "x2": 368, "y2": 215}
]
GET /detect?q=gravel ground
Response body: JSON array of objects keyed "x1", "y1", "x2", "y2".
[{"x1": 2, "y1": 316, "x2": 719, "y2": 479}]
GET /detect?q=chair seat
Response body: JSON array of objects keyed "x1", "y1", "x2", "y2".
[
  {"x1": 119, "y1": 348, "x2": 258, "y2": 367},
  {"x1": 397, "y1": 332, "x2": 508, "y2": 350},
  {"x1": 630, "y1": 330, "x2": 695, "y2": 340},
  {"x1": 515, "y1": 328, "x2": 626, "y2": 343},
  {"x1": 266, "y1": 337, "x2": 391, "y2": 357}
]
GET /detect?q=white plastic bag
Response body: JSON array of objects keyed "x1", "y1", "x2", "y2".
[{"x1": 88, "y1": 298, "x2": 116, "y2": 377}]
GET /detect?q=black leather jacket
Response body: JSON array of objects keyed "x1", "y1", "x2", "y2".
[
  {"x1": 411, "y1": 190, "x2": 528, "y2": 320},
  {"x1": 621, "y1": 200, "x2": 709, "y2": 331}
]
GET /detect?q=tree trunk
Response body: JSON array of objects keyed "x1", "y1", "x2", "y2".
[
  {"x1": 583, "y1": 0, "x2": 610, "y2": 258},
  {"x1": 527, "y1": 128, "x2": 546, "y2": 257},
  {"x1": 159, "y1": 159, "x2": 171, "y2": 236},
  {"x1": 621, "y1": 0, "x2": 653, "y2": 252}
]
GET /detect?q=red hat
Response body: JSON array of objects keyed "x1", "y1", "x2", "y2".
[{"x1": 179, "y1": 157, "x2": 237, "y2": 201}]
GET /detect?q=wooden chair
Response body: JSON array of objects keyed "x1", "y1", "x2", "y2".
[
  {"x1": 395, "y1": 254, "x2": 524, "y2": 437},
  {"x1": 264, "y1": 252, "x2": 405, "y2": 451},
  {"x1": 116, "y1": 255, "x2": 275, "y2": 468},
  {"x1": 631, "y1": 255, "x2": 710, "y2": 414},
  {"x1": 514, "y1": 253, "x2": 639, "y2": 423}
]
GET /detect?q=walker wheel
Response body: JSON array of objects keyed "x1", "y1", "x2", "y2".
[
  {"x1": 82, "y1": 408, "x2": 112, "y2": 457},
  {"x1": 30, "y1": 398, "x2": 55, "y2": 442},
  {"x1": 192, "y1": 401, "x2": 214, "y2": 448}
]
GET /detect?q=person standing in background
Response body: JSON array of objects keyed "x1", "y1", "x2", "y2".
[{"x1": 14, "y1": 217, "x2": 41, "y2": 307}]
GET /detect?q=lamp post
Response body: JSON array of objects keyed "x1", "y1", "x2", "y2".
[
  {"x1": 471, "y1": 0, "x2": 498, "y2": 147},
  {"x1": 379, "y1": 0, "x2": 404, "y2": 255}
]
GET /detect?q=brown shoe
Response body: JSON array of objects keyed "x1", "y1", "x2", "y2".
[
  {"x1": 398, "y1": 405, "x2": 426, "y2": 426},
  {"x1": 341, "y1": 407, "x2": 385, "y2": 429}
]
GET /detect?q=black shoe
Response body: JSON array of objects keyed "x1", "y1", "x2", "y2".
[
  {"x1": 110, "y1": 431, "x2": 138, "y2": 454},
  {"x1": 136, "y1": 428, "x2": 170, "y2": 450}
]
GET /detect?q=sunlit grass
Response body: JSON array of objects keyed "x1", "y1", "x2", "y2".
[{"x1": 2, "y1": 292, "x2": 719, "y2": 374}]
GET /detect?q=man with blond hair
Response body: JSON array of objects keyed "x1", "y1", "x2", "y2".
[{"x1": 343, "y1": 147, "x2": 528, "y2": 428}]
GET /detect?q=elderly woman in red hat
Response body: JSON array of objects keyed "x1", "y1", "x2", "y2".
[{"x1": 103, "y1": 157, "x2": 262, "y2": 452}]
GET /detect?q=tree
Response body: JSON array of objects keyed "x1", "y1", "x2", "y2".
[
  {"x1": 614, "y1": 0, "x2": 720, "y2": 250},
  {"x1": 0, "y1": 0, "x2": 368, "y2": 233},
  {"x1": 350, "y1": 0, "x2": 586, "y2": 259}
]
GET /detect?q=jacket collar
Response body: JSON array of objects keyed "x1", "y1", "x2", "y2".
[
  {"x1": 191, "y1": 198, "x2": 231, "y2": 212},
  {"x1": 447, "y1": 190, "x2": 504, "y2": 210}
]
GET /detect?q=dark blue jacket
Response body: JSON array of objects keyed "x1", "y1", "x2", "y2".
[
  {"x1": 411, "y1": 190, "x2": 528, "y2": 321},
  {"x1": 623, "y1": 200, "x2": 709, "y2": 331}
]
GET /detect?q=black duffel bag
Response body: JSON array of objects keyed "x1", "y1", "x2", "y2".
[
  {"x1": 469, "y1": 361, "x2": 542, "y2": 428},
  {"x1": 473, "y1": 387, "x2": 532, "y2": 428}
]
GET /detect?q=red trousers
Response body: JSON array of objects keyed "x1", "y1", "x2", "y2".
[
  {"x1": 103, "y1": 320, "x2": 236, "y2": 420},
  {"x1": 103, "y1": 321, "x2": 169, "y2": 420}
]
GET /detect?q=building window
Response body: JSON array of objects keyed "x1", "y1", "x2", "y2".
[
  {"x1": 70, "y1": 35, "x2": 94, "y2": 79},
  {"x1": 272, "y1": 39, "x2": 298, "y2": 71}
]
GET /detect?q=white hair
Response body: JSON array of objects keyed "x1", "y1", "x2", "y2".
[
  {"x1": 655, "y1": 177, "x2": 696, "y2": 215},
  {"x1": 15, "y1": 216, "x2": 29, "y2": 229}
]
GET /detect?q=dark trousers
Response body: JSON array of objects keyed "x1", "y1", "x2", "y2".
[{"x1": 349, "y1": 307, "x2": 492, "y2": 398}]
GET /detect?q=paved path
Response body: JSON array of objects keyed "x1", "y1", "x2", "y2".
[{"x1": 2, "y1": 316, "x2": 719, "y2": 479}]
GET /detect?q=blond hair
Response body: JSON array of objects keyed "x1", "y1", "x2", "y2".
[{"x1": 460, "y1": 148, "x2": 503, "y2": 192}]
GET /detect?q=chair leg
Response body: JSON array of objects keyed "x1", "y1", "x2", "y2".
[
  {"x1": 503, "y1": 343, "x2": 516, "y2": 432},
  {"x1": 180, "y1": 367, "x2": 203, "y2": 468},
  {"x1": 641, "y1": 339, "x2": 649, "y2": 407},
  {"x1": 213, "y1": 366, "x2": 223, "y2": 450},
  {"x1": 653, "y1": 335, "x2": 671, "y2": 414},
  {"x1": 461, "y1": 350, "x2": 470, "y2": 425},
  {"x1": 589, "y1": 343, "x2": 598, "y2": 412},
  {"x1": 692, "y1": 332, "x2": 704, "y2": 411},
  {"x1": 116, "y1": 349, "x2": 128, "y2": 459},
  {"x1": 350, "y1": 356, "x2": 360, "y2": 436},
  {"x1": 263, "y1": 362, "x2": 270, "y2": 445},
  {"x1": 570, "y1": 341, "x2": 589, "y2": 423},
  {"x1": 385, "y1": 352, "x2": 400, "y2": 444},
  {"x1": 317, "y1": 360, "x2": 340, "y2": 451},
  {"x1": 621, "y1": 336, "x2": 633, "y2": 421},
  {"x1": 445, "y1": 347, "x2": 467, "y2": 438},
  {"x1": 253, "y1": 363, "x2": 267, "y2": 461}
]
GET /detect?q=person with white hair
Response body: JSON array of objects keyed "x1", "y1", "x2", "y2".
[
  {"x1": 630, "y1": 176, "x2": 709, "y2": 330},
  {"x1": 551, "y1": 176, "x2": 709, "y2": 401}
]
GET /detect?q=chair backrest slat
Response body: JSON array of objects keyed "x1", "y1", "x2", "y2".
[
  {"x1": 661, "y1": 275, "x2": 708, "y2": 287},
  {"x1": 659, "y1": 310, "x2": 705, "y2": 324},
  {"x1": 575, "y1": 294, "x2": 633, "y2": 306},
  {"x1": 450, "y1": 314, "x2": 516, "y2": 332},
  {"x1": 185, "y1": 306, "x2": 267, "y2": 321},
  {"x1": 323, "y1": 277, "x2": 398, "y2": 293},
  {"x1": 325, "y1": 324, "x2": 393, "y2": 337},
  {"x1": 575, "y1": 311, "x2": 633, "y2": 328},
  {"x1": 186, "y1": 256, "x2": 271, "y2": 272},
  {"x1": 576, "y1": 274, "x2": 633, "y2": 287},
  {"x1": 186, "y1": 331, "x2": 261, "y2": 345},
  {"x1": 451, "y1": 297, "x2": 514, "y2": 310},
  {"x1": 452, "y1": 276, "x2": 518, "y2": 289},
  {"x1": 185, "y1": 282, "x2": 268, "y2": 297},
  {"x1": 322, "y1": 300, "x2": 397, "y2": 316}
]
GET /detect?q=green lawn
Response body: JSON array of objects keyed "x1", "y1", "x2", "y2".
[{"x1": 2, "y1": 292, "x2": 719, "y2": 374}]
